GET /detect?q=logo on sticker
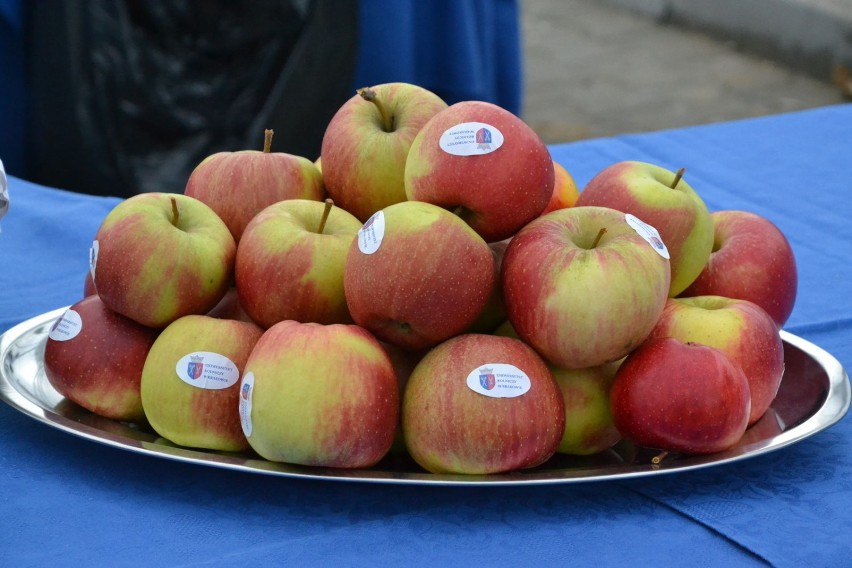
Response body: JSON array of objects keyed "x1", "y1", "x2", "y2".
[
  {"x1": 187, "y1": 355, "x2": 204, "y2": 380},
  {"x1": 479, "y1": 368, "x2": 496, "y2": 390}
]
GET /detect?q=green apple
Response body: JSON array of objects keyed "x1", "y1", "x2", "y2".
[
  {"x1": 646, "y1": 295, "x2": 785, "y2": 426},
  {"x1": 184, "y1": 129, "x2": 325, "y2": 242},
  {"x1": 404, "y1": 100, "x2": 554, "y2": 243},
  {"x1": 239, "y1": 320, "x2": 399, "y2": 468},
  {"x1": 553, "y1": 360, "x2": 622, "y2": 455},
  {"x1": 235, "y1": 199, "x2": 362, "y2": 327},
  {"x1": 402, "y1": 333, "x2": 565, "y2": 474},
  {"x1": 140, "y1": 315, "x2": 264, "y2": 451},
  {"x1": 576, "y1": 161, "x2": 713, "y2": 296},
  {"x1": 502, "y1": 205, "x2": 671, "y2": 369},
  {"x1": 343, "y1": 201, "x2": 495, "y2": 350},
  {"x1": 320, "y1": 83, "x2": 447, "y2": 221},
  {"x1": 92, "y1": 192, "x2": 236, "y2": 328}
]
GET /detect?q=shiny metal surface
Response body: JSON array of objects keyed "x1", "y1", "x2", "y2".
[{"x1": 1, "y1": 307, "x2": 849, "y2": 486}]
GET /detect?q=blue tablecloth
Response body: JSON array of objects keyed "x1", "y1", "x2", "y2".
[{"x1": 1, "y1": 104, "x2": 851, "y2": 566}]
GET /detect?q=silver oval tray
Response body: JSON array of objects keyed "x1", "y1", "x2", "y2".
[{"x1": 1, "y1": 307, "x2": 849, "y2": 486}]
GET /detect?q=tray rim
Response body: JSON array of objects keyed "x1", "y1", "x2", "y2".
[{"x1": 1, "y1": 307, "x2": 849, "y2": 487}]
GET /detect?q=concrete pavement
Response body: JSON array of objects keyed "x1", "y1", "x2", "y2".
[{"x1": 520, "y1": 0, "x2": 849, "y2": 144}]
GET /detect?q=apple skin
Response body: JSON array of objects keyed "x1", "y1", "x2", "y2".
[
  {"x1": 43, "y1": 295, "x2": 160, "y2": 422},
  {"x1": 402, "y1": 334, "x2": 565, "y2": 474},
  {"x1": 241, "y1": 320, "x2": 399, "y2": 468},
  {"x1": 502, "y1": 205, "x2": 671, "y2": 369},
  {"x1": 576, "y1": 161, "x2": 713, "y2": 297},
  {"x1": 320, "y1": 83, "x2": 448, "y2": 222},
  {"x1": 140, "y1": 315, "x2": 263, "y2": 451},
  {"x1": 680, "y1": 210, "x2": 797, "y2": 327},
  {"x1": 465, "y1": 238, "x2": 511, "y2": 334},
  {"x1": 92, "y1": 192, "x2": 236, "y2": 328},
  {"x1": 541, "y1": 160, "x2": 579, "y2": 215},
  {"x1": 404, "y1": 100, "x2": 554, "y2": 243},
  {"x1": 344, "y1": 201, "x2": 495, "y2": 351},
  {"x1": 610, "y1": 337, "x2": 751, "y2": 454},
  {"x1": 184, "y1": 129, "x2": 325, "y2": 242},
  {"x1": 206, "y1": 287, "x2": 255, "y2": 323},
  {"x1": 235, "y1": 199, "x2": 362, "y2": 328},
  {"x1": 553, "y1": 360, "x2": 622, "y2": 455},
  {"x1": 646, "y1": 295, "x2": 785, "y2": 426}
]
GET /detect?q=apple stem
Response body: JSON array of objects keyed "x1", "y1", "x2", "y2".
[
  {"x1": 170, "y1": 196, "x2": 179, "y2": 226},
  {"x1": 591, "y1": 227, "x2": 607, "y2": 248},
  {"x1": 357, "y1": 87, "x2": 393, "y2": 132},
  {"x1": 317, "y1": 198, "x2": 334, "y2": 234},
  {"x1": 670, "y1": 167, "x2": 685, "y2": 189},
  {"x1": 651, "y1": 450, "x2": 669, "y2": 465},
  {"x1": 263, "y1": 129, "x2": 274, "y2": 153}
]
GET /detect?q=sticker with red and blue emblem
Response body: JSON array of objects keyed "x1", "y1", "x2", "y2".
[
  {"x1": 439, "y1": 122, "x2": 505, "y2": 156},
  {"x1": 625, "y1": 214, "x2": 670, "y2": 259},
  {"x1": 358, "y1": 210, "x2": 385, "y2": 255},
  {"x1": 175, "y1": 351, "x2": 240, "y2": 390},
  {"x1": 239, "y1": 371, "x2": 255, "y2": 437},
  {"x1": 466, "y1": 363, "x2": 531, "y2": 398}
]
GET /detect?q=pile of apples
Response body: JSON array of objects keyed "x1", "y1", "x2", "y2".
[{"x1": 42, "y1": 82, "x2": 798, "y2": 475}]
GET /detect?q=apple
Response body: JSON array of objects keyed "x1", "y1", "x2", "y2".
[
  {"x1": 646, "y1": 295, "x2": 785, "y2": 426},
  {"x1": 680, "y1": 210, "x2": 797, "y2": 327},
  {"x1": 320, "y1": 83, "x2": 447, "y2": 221},
  {"x1": 344, "y1": 200, "x2": 495, "y2": 351},
  {"x1": 239, "y1": 320, "x2": 399, "y2": 468},
  {"x1": 83, "y1": 271, "x2": 97, "y2": 297},
  {"x1": 465, "y1": 238, "x2": 510, "y2": 334},
  {"x1": 43, "y1": 295, "x2": 160, "y2": 422},
  {"x1": 92, "y1": 192, "x2": 235, "y2": 328},
  {"x1": 206, "y1": 287, "x2": 255, "y2": 323},
  {"x1": 502, "y1": 205, "x2": 671, "y2": 369},
  {"x1": 402, "y1": 333, "x2": 565, "y2": 474},
  {"x1": 235, "y1": 199, "x2": 362, "y2": 328},
  {"x1": 184, "y1": 129, "x2": 325, "y2": 242},
  {"x1": 404, "y1": 100, "x2": 554, "y2": 243},
  {"x1": 610, "y1": 337, "x2": 751, "y2": 455},
  {"x1": 140, "y1": 315, "x2": 263, "y2": 452},
  {"x1": 553, "y1": 360, "x2": 622, "y2": 455},
  {"x1": 541, "y1": 160, "x2": 579, "y2": 215},
  {"x1": 575, "y1": 161, "x2": 713, "y2": 296}
]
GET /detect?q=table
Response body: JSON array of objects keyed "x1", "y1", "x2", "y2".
[{"x1": 2, "y1": 104, "x2": 851, "y2": 567}]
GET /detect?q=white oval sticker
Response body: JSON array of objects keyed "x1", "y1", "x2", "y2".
[
  {"x1": 625, "y1": 214, "x2": 670, "y2": 259},
  {"x1": 239, "y1": 371, "x2": 255, "y2": 437},
  {"x1": 358, "y1": 210, "x2": 385, "y2": 254},
  {"x1": 89, "y1": 240, "x2": 99, "y2": 280},
  {"x1": 175, "y1": 352, "x2": 240, "y2": 390},
  {"x1": 466, "y1": 363, "x2": 531, "y2": 398},
  {"x1": 48, "y1": 309, "x2": 83, "y2": 342},
  {"x1": 439, "y1": 122, "x2": 504, "y2": 156}
]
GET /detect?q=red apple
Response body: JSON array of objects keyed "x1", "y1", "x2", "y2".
[
  {"x1": 680, "y1": 210, "x2": 797, "y2": 327},
  {"x1": 576, "y1": 161, "x2": 713, "y2": 296},
  {"x1": 235, "y1": 199, "x2": 362, "y2": 327},
  {"x1": 404, "y1": 100, "x2": 554, "y2": 242},
  {"x1": 541, "y1": 160, "x2": 579, "y2": 215},
  {"x1": 402, "y1": 334, "x2": 565, "y2": 474},
  {"x1": 239, "y1": 320, "x2": 399, "y2": 468},
  {"x1": 140, "y1": 315, "x2": 264, "y2": 451},
  {"x1": 184, "y1": 129, "x2": 325, "y2": 242},
  {"x1": 92, "y1": 192, "x2": 235, "y2": 328},
  {"x1": 320, "y1": 83, "x2": 448, "y2": 221},
  {"x1": 343, "y1": 201, "x2": 495, "y2": 350},
  {"x1": 502, "y1": 206, "x2": 671, "y2": 369},
  {"x1": 646, "y1": 295, "x2": 785, "y2": 426},
  {"x1": 43, "y1": 295, "x2": 159, "y2": 422},
  {"x1": 610, "y1": 337, "x2": 751, "y2": 454}
]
